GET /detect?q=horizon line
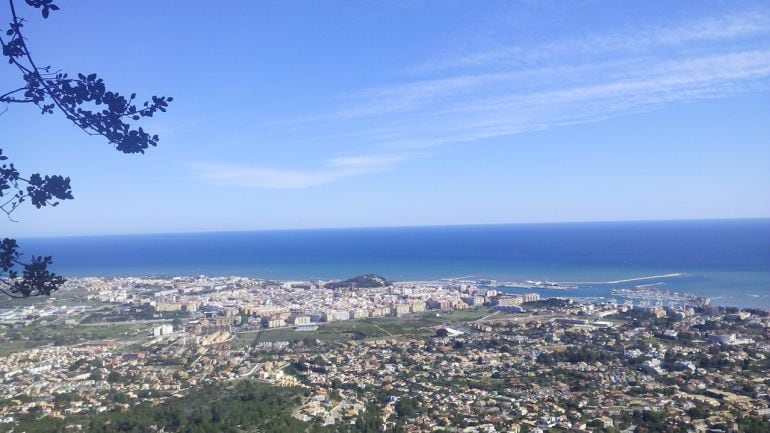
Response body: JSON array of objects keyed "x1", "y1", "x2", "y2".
[{"x1": 15, "y1": 216, "x2": 770, "y2": 240}]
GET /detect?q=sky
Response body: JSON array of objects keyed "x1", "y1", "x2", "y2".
[{"x1": 2, "y1": 0, "x2": 770, "y2": 237}]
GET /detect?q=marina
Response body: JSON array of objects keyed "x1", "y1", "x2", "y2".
[
  {"x1": 610, "y1": 286, "x2": 709, "y2": 307},
  {"x1": 556, "y1": 273, "x2": 685, "y2": 285},
  {"x1": 502, "y1": 281, "x2": 573, "y2": 290},
  {"x1": 479, "y1": 273, "x2": 687, "y2": 292}
]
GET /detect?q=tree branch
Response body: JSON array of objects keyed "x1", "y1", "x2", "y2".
[
  {"x1": 0, "y1": 286, "x2": 26, "y2": 298},
  {"x1": 8, "y1": 0, "x2": 80, "y2": 122},
  {"x1": 0, "y1": 0, "x2": 171, "y2": 299},
  {"x1": 0, "y1": 86, "x2": 28, "y2": 101}
]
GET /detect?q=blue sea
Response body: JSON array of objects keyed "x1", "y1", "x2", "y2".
[{"x1": 16, "y1": 219, "x2": 770, "y2": 308}]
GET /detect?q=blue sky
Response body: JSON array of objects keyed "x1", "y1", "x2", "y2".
[{"x1": 2, "y1": 0, "x2": 770, "y2": 236}]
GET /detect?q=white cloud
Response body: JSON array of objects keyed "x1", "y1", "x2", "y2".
[
  {"x1": 326, "y1": 50, "x2": 770, "y2": 150},
  {"x1": 416, "y1": 10, "x2": 770, "y2": 73},
  {"x1": 188, "y1": 153, "x2": 422, "y2": 189},
  {"x1": 361, "y1": 50, "x2": 770, "y2": 114},
  {"x1": 188, "y1": 163, "x2": 334, "y2": 189},
  {"x1": 193, "y1": 8, "x2": 770, "y2": 189}
]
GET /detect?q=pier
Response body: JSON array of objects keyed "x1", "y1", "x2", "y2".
[{"x1": 557, "y1": 273, "x2": 685, "y2": 285}]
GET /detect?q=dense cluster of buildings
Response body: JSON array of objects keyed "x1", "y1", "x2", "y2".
[
  {"x1": 81, "y1": 275, "x2": 514, "y2": 329},
  {"x1": 1, "y1": 276, "x2": 769, "y2": 432},
  {"x1": 283, "y1": 303, "x2": 770, "y2": 432}
]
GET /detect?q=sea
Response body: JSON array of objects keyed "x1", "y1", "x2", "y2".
[{"x1": 15, "y1": 219, "x2": 770, "y2": 308}]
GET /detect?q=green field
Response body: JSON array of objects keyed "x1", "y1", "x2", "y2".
[
  {"x1": 1, "y1": 306, "x2": 501, "y2": 354},
  {"x1": 253, "y1": 321, "x2": 384, "y2": 344},
  {"x1": 0, "y1": 287, "x2": 100, "y2": 308},
  {"x1": 251, "y1": 307, "x2": 497, "y2": 345},
  {"x1": 0, "y1": 322, "x2": 150, "y2": 355}
]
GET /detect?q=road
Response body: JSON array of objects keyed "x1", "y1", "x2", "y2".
[
  {"x1": 78, "y1": 319, "x2": 173, "y2": 327},
  {"x1": 371, "y1": 323, "x2": 393, "y2": 336},
  {"x1": 472, "y1": 310, "x2": 501, "y2": 323}
]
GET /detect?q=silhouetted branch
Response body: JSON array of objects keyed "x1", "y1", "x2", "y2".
[
  {"x1": 0, "y1": 0, "x2": 172, "y2": 298},
  {"x1": 1, "y1": 0, "x2": 173, "y2": 153}
]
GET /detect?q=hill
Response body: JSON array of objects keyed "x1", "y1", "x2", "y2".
[{"x1": 325, "y1": 274, "x2": 391, "y2": 289}]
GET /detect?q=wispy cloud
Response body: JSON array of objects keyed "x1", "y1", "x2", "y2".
[
  {"x1": 192, "y1": 8, "x2": 770, "y2": 189},
  {"x1": 416, "y1": 10, "x2": 770, "y2": 73},
  {"x1": 188, "y1": 153, "x2": 422, "y2": 189},
  {"x1": 328, "y1": 50, "x2": 770, "y2": 149}
]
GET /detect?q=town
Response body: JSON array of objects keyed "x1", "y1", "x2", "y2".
[{"x1": 1, "y1": 275, "x2": 769, "y2": 433}]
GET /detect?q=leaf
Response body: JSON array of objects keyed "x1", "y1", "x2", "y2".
[{"x1": 42, "y1": 7, "x2": 49, "y2": 18}]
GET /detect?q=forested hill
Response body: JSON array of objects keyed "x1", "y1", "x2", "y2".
[{"x1": 325, "y1": 274, "x2": 391, "y2": 289}]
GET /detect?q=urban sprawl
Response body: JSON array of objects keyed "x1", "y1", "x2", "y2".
[{"x1": 1, "y1": 275, "x2": 769, "y2": 432}]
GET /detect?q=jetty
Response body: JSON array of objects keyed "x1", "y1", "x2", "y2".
[{"x1": 557, "y1": 273, "x2": 685, "y2": 285}]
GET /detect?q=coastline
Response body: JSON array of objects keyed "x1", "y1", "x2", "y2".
[
  {"x1": 13, "y1": 220, "x2": 770, "y2": 309},
  {"x1": 13, "y1": 270, "x2": 765, "y2": 310}
]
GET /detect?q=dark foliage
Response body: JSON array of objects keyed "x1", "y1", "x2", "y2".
[
  {"x1": 0, "y1": 381, "x2": 317, "y2": 433},
  {"x1": 394, "y1": 396, "x2": 419, "y2": 418},
  {"x1": 536, "y1": 346, "x2": 615, "y2": 365},
  {"x1": 325, "y1": 274, "x2": 391, "y2": 289},
  {"x1": 0, "y1": 237, "x2": 64, "y2": 297},
  {"x1": 0, "y1": 0, "x2": 171, "y2": 298}
]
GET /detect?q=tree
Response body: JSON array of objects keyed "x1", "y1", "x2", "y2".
[
  {"x1": 0, "y1": 0, "x2": 172, "y2": 298},
  {"x1": 394, "y1": 396, "x2": 418, "y2": 418}
]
